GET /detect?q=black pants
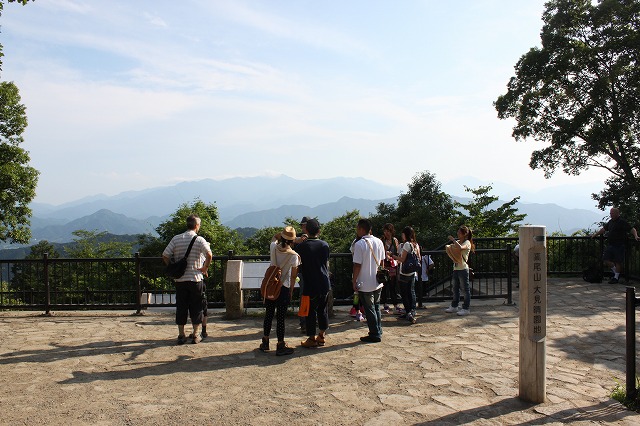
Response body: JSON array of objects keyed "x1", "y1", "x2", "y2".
[
  {"x1": 306, "y1": 292, "x2": 329, "y2": 337},
  {"x1": 263, "y1": 287, "x2": 290, "y2": 341},
  {"x1": 381, "y1": 274, "x2": 399, "y2": 306},
  {"x1": 175, "y1": 281, "x2": 204, "y2": 326}
]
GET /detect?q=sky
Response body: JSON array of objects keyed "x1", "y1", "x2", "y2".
[{"x1": 3, "y1": 0, "x2": 610, "y2": 207}]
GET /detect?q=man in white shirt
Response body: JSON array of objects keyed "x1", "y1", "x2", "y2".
[
  {"x1": 162, "y1": 214, "x2": 212, "y2": 345},
  {"x1": 352, "y1": 218, "x2": 385, "y2": 343}
]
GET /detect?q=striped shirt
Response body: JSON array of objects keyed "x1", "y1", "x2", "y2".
[{"x1": 163, "y1": 230, "x2": 212, "y2": 282}]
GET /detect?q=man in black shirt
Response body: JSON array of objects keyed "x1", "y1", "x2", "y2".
[
  {"x1": 591, "y1": 207, "x2": 640, "y2": 283},
  {"x1": 295, "y1": 218, "x2": 331, "y2": 347}
]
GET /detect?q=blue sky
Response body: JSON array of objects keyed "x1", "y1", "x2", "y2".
[{"x1": 3, "y1": 0, "x2": 608, "y2": 207}]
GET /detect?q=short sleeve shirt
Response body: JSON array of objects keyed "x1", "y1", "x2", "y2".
[
  {"x1": 162, "y1": 230, "x2": 212, "y2": 282},
  {"x1": 270, "y1": 241, "x2": 301, "y2": 289},
  {"x1": 605, "y1": 217, "x2": 633, "y2": 245},
  {"x1": 352, "y1": 235, "x2": 385, "y2": 292}
]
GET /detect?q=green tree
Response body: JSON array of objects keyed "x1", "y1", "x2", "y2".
[
  {"x1": 454, "y1": 185, "x2": 527, "y2": 237},
  {"x1": 141, "y1": 200, "x2": 244, "y2": 256},
  {"x1": 0, "y1": 81, "x2": 38, "y2": 244},
  {"x1": 371, "y1": 171, "x2": 456, "y2": 249},
  {"x1": 66, "y1": 230, "x2": 135, "y2": 258},
  {"x1": 242, "y1": 226, "x2": 282, "y2": 255},
  {"x1": 27, "y1": 240, "x2": 60, "y2": 259},
  {"x1": 0, "y1": 1, "x2": 37, "y2": 244},
  {"x1": 321, "y1": 210, "x2": 360, "y2": 253},
  {"x1": 495, "y1": 0, "x2": 640, "y2": 217}
]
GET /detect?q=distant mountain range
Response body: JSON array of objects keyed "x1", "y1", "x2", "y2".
[{"x1": 0, "y1": 175, "x2": 606, "y2": 252}]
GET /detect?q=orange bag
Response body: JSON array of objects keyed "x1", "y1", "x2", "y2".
[{"x1": 298, "y1": 295, "x2": 310, "y2": 317}]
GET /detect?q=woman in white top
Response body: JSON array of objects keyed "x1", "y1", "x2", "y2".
[
  {"x1": 390, "y1": 226, "x2": 420, "y2": 324},
  {"x1": 259, "y1": 226, "x2": 301, "y2": 356}
]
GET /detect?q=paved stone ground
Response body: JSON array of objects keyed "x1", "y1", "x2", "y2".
[{"x1": 1, "y1": 278, "x2": 639, "y2": 425}]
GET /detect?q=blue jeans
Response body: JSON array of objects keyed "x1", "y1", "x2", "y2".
[
  {"x1": 359, "y1": 289, "x2": 382, "y2": 338},
  {"x1": 398, "y1": 273, "x2": 416, "y2": 314},
  {"x1": 452, "y1": 269, "x2": 471, "y2": 310}
]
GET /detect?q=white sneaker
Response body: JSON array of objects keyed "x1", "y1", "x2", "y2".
[
  {"x1": 445, "y1": 305, "x2": 459, "y2": 313},
  {"x1": 457, "y1": 308, "x2": 470, "y2": 316}
]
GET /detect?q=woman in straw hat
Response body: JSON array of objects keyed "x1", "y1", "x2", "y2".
[{"x1": 259, "y1": 226, "x2": 301, "y2": 356}]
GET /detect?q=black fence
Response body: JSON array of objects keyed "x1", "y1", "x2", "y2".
[{"x1": 0, "y1": 236, "x2": 636, "y2": 312}]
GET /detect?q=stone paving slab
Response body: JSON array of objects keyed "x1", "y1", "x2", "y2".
[{"x1": 0, "y1": 278, "x2": 639, "y2": 425}]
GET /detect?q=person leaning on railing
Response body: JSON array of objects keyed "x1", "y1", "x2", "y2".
[{"x1": 591, "y1": 207, "x2": 640, "y2": 284}]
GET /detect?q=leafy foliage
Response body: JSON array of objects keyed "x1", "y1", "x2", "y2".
[
  {"x1": 242, "y1": 226, "x2": 282, "y2": 255},
  {"x1": 140, "y1": 200, "x2": 244, "y2": 256},
  {"x1": 320, "y1": 210, "x2": 360, "y2": 253},
  {"x1": 495, "y1": 0, "x2": 640, "y2": 216},
  {"x1": 66, "y1": 230, "x2": 135, "y2": 258},
  {"x1": 0, "y1": 81, "x2": 38, "y2": 244},
  {"x1": 370, "y1": 171, "x2": 456, "y2": 249},
  {"x1": 26, "y1": 240, "x2": 60, "y2": 259},
  {"x1": 454, "y1": 185, "x2": 527, "y2": 237}
]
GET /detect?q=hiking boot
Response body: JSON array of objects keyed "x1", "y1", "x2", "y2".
[
  {"x1": 407, "y1": 313, "x2": 417, "y2": 324},
  {"x1": 445, "y1": 305, "x2": 460, "y2": 313},
  {"x1": 259, "y1": 337, "x2": 270, "y2": 352},
  {"x1": 276, "y1": 341, "x2": 294, "y2": 356},
  {"x1": 360, "y1": 335, "x2": 381, "y2": 343},
  {"x1": 315, "y1": 334, "x2": 326, "y2": 346},
  {"x1": 301, "y1": 337, "x2": 318, "y2": 348}
]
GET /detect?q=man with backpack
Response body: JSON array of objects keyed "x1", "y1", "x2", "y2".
[{"x1": 162, "y1": 214, "x2": 212, "y2": 344}]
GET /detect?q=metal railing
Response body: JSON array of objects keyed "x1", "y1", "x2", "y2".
[
  {"x1": 1, "y1": 236, "x2": 638, "y2": 312},
  {"x1": 626, "y1": 286, "x2": 639, "y2": 401}
]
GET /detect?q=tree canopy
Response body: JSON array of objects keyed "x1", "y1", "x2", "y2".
[
  {"x1": 140, "y1": 200, "x2": 244, "y2": 257},
  {"x1": 495, "y1": 0, "x2": 640, "y2": 217},
  {"x1": 370, "y1": 171, "x2": 456, "y2": 249},
  {"x1": 0, "y1": 81, "x2": 38, "y2": 244},
  {"x1": 454, "y1": 185, "x2": 526, "y2": 237}
]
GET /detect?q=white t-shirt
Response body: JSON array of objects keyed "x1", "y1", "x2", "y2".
[
  {"x1": 399, "y1": 242, "x2": 420, "y2": 277},
  {"x1": 421, "y1": 255, "x2": 434, "y2": 282},
  {"x1": 352, "y1": 235, "x2": 385, "y2": 292},
  {"x1": 270, "y1": 241, "x2": 301, "y2": 288}
]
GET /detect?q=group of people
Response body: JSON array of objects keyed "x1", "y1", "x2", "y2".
[{"x1": 162, "y1": 214, "x2": 476, "y2": 355}]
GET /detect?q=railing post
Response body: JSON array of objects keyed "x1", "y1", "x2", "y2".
[
  {"x1": 134, "y1": 252, "x2": 143, "y2": 315},
  {"x1": 506, "y1": 243, "x2": 513, "y2": 305},
  {"x1": 624, "y1": 238, "x2": 630, "y2": 283},
  {"x1": 43, "y1": 253, "x2": 51, "y2": 316},
  {"x1": 626, "y1": 286, "x2": 638, "y2": 401}
]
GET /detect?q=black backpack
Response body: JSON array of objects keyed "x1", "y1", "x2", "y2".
[{"x1": 582, "y1": 265, "x2": 603, "y2": 283}]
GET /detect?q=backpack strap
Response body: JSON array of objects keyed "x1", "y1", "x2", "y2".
[
  {"x1": 364, "y1": 238, "x2": 381, "y2": 267},
  {"x1": 182, "y1": 235, "x2": 198, "y2": 261}
]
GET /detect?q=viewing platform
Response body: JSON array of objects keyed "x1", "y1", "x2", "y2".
[{"x1": 0, "y1": 278, "x2": 638, "y2": 425}]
